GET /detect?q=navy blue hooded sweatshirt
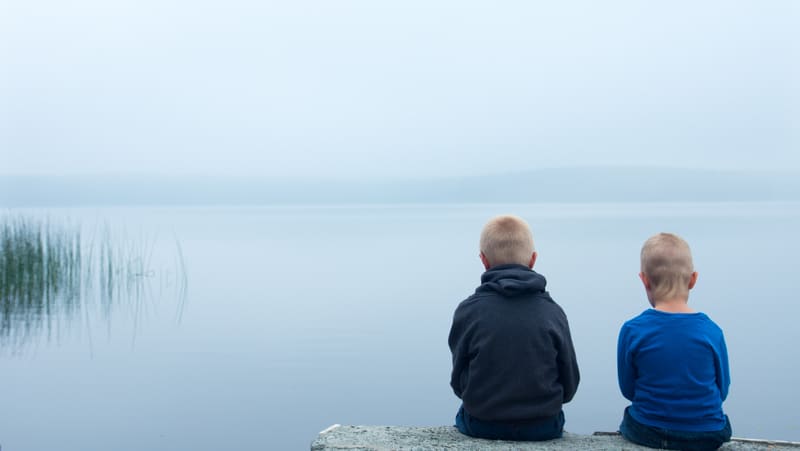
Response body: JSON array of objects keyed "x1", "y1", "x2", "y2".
[{"x1": 449, "y1": 264, "x2": 580, "y2": 422}]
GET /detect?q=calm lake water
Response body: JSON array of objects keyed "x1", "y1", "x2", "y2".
[{"x1": 1, "y1": 203, "x2": 799, "y2": 450}]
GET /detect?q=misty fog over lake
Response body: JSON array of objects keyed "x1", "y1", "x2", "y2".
[{"x1": 3, "y1": 0, "x2": 799, "y2": 449}]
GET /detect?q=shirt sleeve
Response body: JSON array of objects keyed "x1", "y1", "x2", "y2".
[
  {"x1": 617, "y1": 323, "x2": 636, "y2": 401},
  {"x1": 715, "y1": 331, "x2": 731, "y2": 402}
]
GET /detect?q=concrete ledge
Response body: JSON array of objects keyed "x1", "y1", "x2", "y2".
[{"x1": 311, "y1": 425, "x2": 800, "y2": 451}]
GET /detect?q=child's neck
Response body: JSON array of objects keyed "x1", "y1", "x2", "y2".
[{"x1": 652, "y1": 298, "x2": 694, "y2": 313}]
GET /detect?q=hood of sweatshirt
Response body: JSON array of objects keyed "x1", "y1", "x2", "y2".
[{"x1": 475, "y1": 264, "x2": 548, "y2": 297}]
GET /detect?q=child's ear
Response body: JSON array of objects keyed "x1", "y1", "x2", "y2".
[
  {"x1": 639, "y1": 272, "x2": 651, "y2": 290},
  {"x1": 688, "y1": 271, "x2": 698, "y2": 290},
  {"x1": 528, "y1": 252, "x2": 538, "y2": 269},
  {"x1": 479, "y1": 252, "x2": 491, "y2": 270}
]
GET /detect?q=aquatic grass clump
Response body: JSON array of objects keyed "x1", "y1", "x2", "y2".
[
  {"x1": 0, "y1": 217, "x2": 83, "y2": 346},
  {"x1": 0, "y1": 214, "x2": 188, "y2": 351}
]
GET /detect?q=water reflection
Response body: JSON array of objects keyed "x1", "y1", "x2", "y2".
[{"x1": 0, "y1": 215, "x2": 187, "y2": 351}]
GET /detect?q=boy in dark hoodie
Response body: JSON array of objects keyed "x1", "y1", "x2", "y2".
[{"x1": 448, "y1": 215, "x2": 580, "y2": 441}]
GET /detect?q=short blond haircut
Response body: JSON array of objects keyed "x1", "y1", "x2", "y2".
[
  {"x1": 641, "y1": 232, "x2": 695, "y2": 301},
  {"x1": 479, "y1": 215, "x2": 535, "y2": 267}
]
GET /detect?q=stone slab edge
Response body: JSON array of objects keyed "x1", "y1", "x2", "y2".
[{"x1": 311, "y1": 425, "x2": 800, "y2": 451}]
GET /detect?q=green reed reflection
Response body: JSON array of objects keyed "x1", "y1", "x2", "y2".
[{"x1": 0, "y1": 215, "x2": 187, "y2": 350}]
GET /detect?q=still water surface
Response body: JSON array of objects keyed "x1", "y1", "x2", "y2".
[{"x1": 1, "y1": 203, "x2": 799, "y2": 450}]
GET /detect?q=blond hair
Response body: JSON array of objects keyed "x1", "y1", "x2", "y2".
[
  {"x1": 479, "y1": 215, "x2": 535, "y2": 267},
  {"x1": 640, "y1": 232, "x2": 695, "y2": 301}
]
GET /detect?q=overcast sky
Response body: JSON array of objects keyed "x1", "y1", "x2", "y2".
[{"x1": 1, "y1": 1, "x2": 798, "y2": 179}]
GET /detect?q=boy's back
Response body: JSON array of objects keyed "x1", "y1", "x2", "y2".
[
  {"x1": 450, "y1": 264, "x2": 579, "y2": 422},
  {"x1": 618, "y1": 309, "x2": 729, "y2": 431}
]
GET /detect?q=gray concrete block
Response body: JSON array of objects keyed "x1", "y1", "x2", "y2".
[{"x1": 311, "y1": 425, "x2": 800, "y2": 451}]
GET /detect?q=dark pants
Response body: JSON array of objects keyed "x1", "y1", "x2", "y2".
[
  {"x1": 455, "y1": 405, "x2": 564, "y2": 441},
  {"x1": 619, "y1": 407, "x2": 732, "y2": 451}
]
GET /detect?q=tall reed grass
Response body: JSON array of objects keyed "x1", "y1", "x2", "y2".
[{"x1": 0, "y1": 215, "x2": 188, "y2": 350}]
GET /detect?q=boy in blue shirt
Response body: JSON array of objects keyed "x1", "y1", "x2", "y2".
[{"x1": 617, "y1": 233, "x2": 732, "y2": 451}]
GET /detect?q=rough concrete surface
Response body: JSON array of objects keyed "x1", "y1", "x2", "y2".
[{"x1": 311, "y1": 425, "x2": 800, "y2": 451}]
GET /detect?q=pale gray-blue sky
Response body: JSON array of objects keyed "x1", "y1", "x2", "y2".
[{"x1": 1, "y1": 0, "x2": 798, "y2": 178}]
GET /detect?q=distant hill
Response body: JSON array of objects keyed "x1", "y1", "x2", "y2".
[{"x1": 2, "y1": 168, "x2": 799, "y2": 207}]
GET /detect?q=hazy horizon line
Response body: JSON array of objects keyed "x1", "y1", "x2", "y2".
[{"x1": 2, "y1": 165, "x2": 799, "y2": 181}]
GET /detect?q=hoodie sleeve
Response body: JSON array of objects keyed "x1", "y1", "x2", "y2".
[
  {"x1": 556, "y1": 315, "x2": 580, "y2": 403},
  {"x1": 448, "y1": 305, "x2": 470, "y2": 398}
]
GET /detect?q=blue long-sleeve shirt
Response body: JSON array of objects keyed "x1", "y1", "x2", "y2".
[{"x1": 617, "y1": 309, "x2": 730, "y2": 432}]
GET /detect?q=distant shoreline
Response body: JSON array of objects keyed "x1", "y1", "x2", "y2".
[{"x1": 2, "y1": 168, "x2": 800, "y2": 207}]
